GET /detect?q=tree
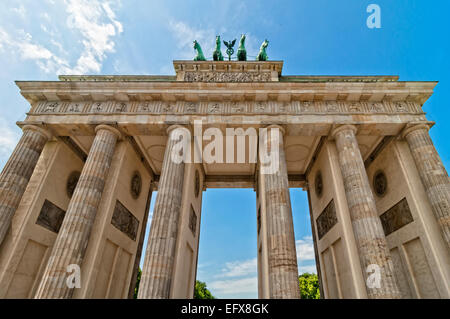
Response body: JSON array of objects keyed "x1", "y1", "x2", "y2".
[
  {"x1": 298, "y1": 273, "x2": 320, "y2": 299},
  {"x1": 134, "y1": 270, "x2": 214, "y2": 299},
  {"x1": 133, "y1": 268, "x2": 141, "y2": 299},
  {"x1": 194, "y1": 280, "x2": 215, "y2": 299}
]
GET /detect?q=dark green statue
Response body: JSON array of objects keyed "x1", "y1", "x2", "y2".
[
  {"x1": 213, "y1": 36, "x2": 224, "y2": 61},
  {"x1": 256, "y1": 39, "x2": 269, "y2": 61},
  {"x1": 237, "y1": 34, "x2": 247, "y2": 61},
  {"x1": 223, "y1": 38, "x2": 236, "y2": 61},
  {"x1": 193, "y1": 40, "x2": 206, "y2": 61}
]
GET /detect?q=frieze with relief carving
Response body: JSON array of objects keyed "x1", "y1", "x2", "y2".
[
  {"x1": 184, "y1": 71, "x2": 272, "y2": 82},
  {"x1": 33, "y1": 100, "x2": 422, "y2": 116}
]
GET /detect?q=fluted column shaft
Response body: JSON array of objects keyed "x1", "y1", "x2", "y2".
[
  {"x1": 259, "y1": 125, "x2": 300, "y2": 299},
  {"x1": 0, "y1": 125, "x2": 51, "y2": 245},
  {"x1": 138, "y1": 125, "x2": 187, "y2": 299},
  {"x1": 403, "y1": 124, "x2": 450, "y2": 248},
  {"x1": 34, "y1": 125, "x2": 120, "y2": 298},
  {"x1": 332, "y1": 125, "x2": 401, "y2": 299}
]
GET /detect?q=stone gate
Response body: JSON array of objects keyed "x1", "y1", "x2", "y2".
[{"x1": 0, "y1": 60, "x2": 449, "y2": 299}]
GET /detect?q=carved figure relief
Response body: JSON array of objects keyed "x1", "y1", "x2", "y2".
[
  {"x1": 373, "y1": 170, "x2": 388, "y2": 197},
  {"x1": 186, "y1": 102, "x2": 198, "y2": 113},
  {"x1": 316, "y1": 199, "x2": 337, "y2": 240},
  {"x1": 194, "y1": 169, "x2": 200, "y2": 198},
  {"x1": 208, "y1": 102, "x2": 220, "y2": 113},
  {"x1": 116, "y1": 102, "x2": 127, "y2": 112},
  {"x1": 68, "y1": 103, "x2": 81, "y2": 112},
  {"x1": 33, "y1": 100, "x2": 418, "y2": 116},
  {"x1": 111, "y1": 200, "x2": 139, "y2": 241},
  {"x1": 380, "y1": 198, "x2": 414, "y2": 236},
  {"x1": 184, "y1": 71, "x2": 271, "y2": 82},
  {"x1": 189, "y1": 206, "x2": 198, "y2": 236},
  {"x1": 315, "y1": 171, "x2": 323, "y2": 198},
  {"x1": 44, "y1": 102, "x2": 59, "y2": 112},
  {"x1": 93, "y1": 102, "x2": 103, "y2": 112},
  {"x1": 36, "y1": 200, "x2": 66, "y2": 234},
  {"x1": 325, "y1": 101, "x2": 339, "y2": 112},
  {"x1": 131, "y1": 171, "x2": 142, "y2": 199}
]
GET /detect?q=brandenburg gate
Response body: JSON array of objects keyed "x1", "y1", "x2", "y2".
[{"x1": 0, "y1": 59, "x2": 449, "y2": 299}]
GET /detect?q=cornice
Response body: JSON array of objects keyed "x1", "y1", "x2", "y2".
[{"x1": 15, "y1": 80, "x2": 437, "y2": 105}]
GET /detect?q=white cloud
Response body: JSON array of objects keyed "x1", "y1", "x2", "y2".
[
  {"x1": 296, "y1": 236, "x2": 317, "y2": 275},
  {"x1": 209, "y1": 277, "x2": 257, "y2": 296},
  {"x1": 168, "y1": 20, "x2": 217, "y2": 60},
  {"x1": 296, "y1": 236, "x2": 315, "y2": 261},
  {"x1": 11, "y1": 5, "x2": 26, "y2": 20},
  {"x1": 206, "y1": 257, "x2": 257, "y2": 297},
  {"x1": 19, "y1": 41, "x2": 53, "y2": 60},
  {"x1": 206, "y1": 236, "x2": 317, "y2": 297},
  {"x1": 0, "y1": 0, "x2": 123, "y2": 75},
  {"x1": 299, "y1": 265, "x2": 317, "y2": 274},
  {"x1": 64, "y1": 0, "x2": 123, "y2": 74},
  {"x1": 0, "y1": 28, "x2": 69, "y2": 72},
  {"x1": 148, "y1": 210, "x2": 153, "y2": 222},
  {"x1": 0, "y1": 118, "x2": 20, "y2": 160},
  {"x1": 41, "y1": 12, "x2": 51, "y2": 22},
  {"x1": 216, "y1": 258, "x2": 257, "y2": 278}
]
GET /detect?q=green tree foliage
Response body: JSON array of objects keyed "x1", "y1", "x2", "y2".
[
  {"x1": 194, "y1": 280, "x2": 215, "y2": 299},
  {"x1": 298, "y1": 273, "x2": 320, "y2": 299},
  {"x1": 134, "y1": 270, "x2": 214, "y2": 299},
  {"x1": 133, "y1": 268, "x2": 142, "y2": 299}
]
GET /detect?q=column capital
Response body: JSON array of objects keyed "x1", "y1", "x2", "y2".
[
  {"x1": 265, "y1": 124, "x2": 286, "y2": 136},
  {"x1": 95, "y1": 124, "x2": 122, "y2": 140},
  {"x1": 331, "y1": 124, "x2": 357, "y2": 139},
  {"x1": 22, "y1": 125, "x2": 52, "y2": 141},
  {"x1": 401, "y1": 123, "x2": 431, "y2": 139}
]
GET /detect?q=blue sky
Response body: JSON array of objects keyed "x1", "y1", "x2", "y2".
[{"x1": 0, "y1": 1, "x2": 449, "y2": 299}]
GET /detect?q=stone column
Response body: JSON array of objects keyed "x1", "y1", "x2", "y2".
[
  {"x1": 258, "y1": 125, "x2": 300, "y2": 299},
  {"x1": 34, "y1": 125, "x2": 121, "y2": 299},
  {"x1": 403, "y1": 124, "x2": 450, "y2": 248},
  {"x1": 0, "y1": 125, "x2": 51, "y2": 246},
  {"x1": 332, "y1": 125, "x2": 401, "y2": 299},
  {"x1": 138, "y1": 125, "x2": 188, "y2": 299}
]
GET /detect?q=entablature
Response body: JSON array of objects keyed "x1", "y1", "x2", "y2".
[{"x1": 16, "y1": 80, "x2": 437, "y2": 106}]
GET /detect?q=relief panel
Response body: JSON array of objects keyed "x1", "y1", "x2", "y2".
[
  {"x1": 34, "y1": 100, "x2": 423, "y2": 116},
  {"x1": 111, "y1": 200, "x2": 139, "y2": 241},
  {"x1": 379, "y1": 198, "x2": 414, "y2": 236},
  {"x1": 184, "y1": 71, "x2": 272, "y2": 82},
  {"x1": 316, "y1": 199, "x2": 338, "y2": 240},
  {"x1": 36, "y1": 200, "x2": 66, "y2": 234}
]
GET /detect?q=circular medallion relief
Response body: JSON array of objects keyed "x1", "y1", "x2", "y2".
[
  {"x1": 66, "y1": 171, "x2": 81, "y2": 198},
  {"x1": 131, "y1": 171, "x2": 142, "y2": 199},
  {"x1": 373, "y1": 170, "x2": 388, "y2": 197},
  {"x1": 194, "y1": 170, "x2": 200, "y2": 198},
  {"x1": 315, "y1": 171, "x2": 323, "y2": 198}
]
